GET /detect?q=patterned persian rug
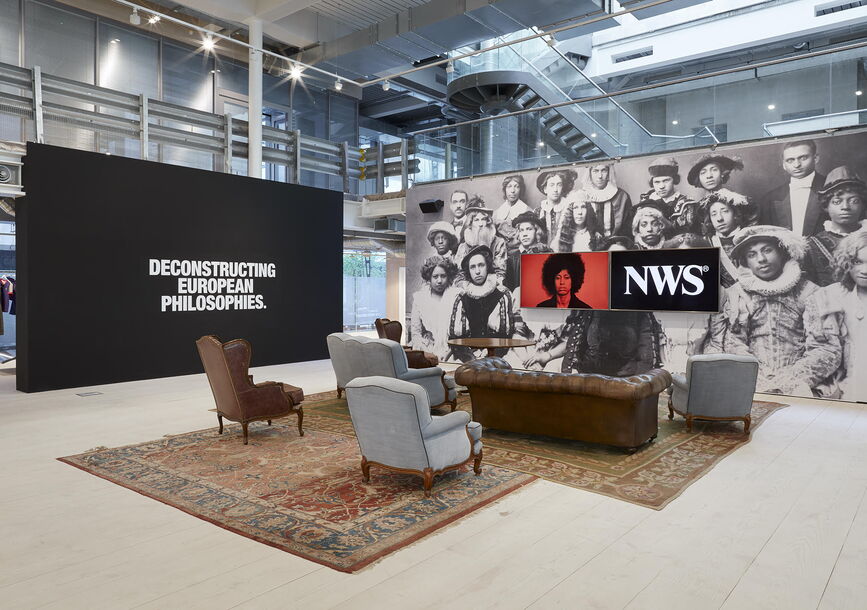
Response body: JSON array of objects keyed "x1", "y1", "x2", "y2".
[
  {"x1": 303, "y1": 391, "x2": 787, "y2": 510},
  {"x1": 59, "y1": 425, "x2": 534, "y2": 572}
]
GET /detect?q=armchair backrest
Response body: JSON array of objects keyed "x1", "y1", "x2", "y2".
[
  {"x1": 345, "y1": 376, "x2": 432, "y2": 471},
  {"x1": 375, "y1": 318, "x2": 403, "y2": 343},
  {"x1": 326, "y1": 333, "x2": 410, "y2": 388},
  {"x1": 195, "y1": 335, "x2": 252, "y2": 419},
  {"x1": 685, "y1": 354, "x2": 759, "y2": 417}
]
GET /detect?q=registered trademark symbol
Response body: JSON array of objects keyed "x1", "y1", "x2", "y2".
[{"x1": 702, "y1": 265, "x2": 710, "y2": 272}]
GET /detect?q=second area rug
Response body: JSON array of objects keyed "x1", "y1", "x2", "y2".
[
  {"x1": 59, "y1": 426, "x2": 534, "y2": 573},
  {"x1": 303, "y1": 391, "x2": 787, "y2": 510}
]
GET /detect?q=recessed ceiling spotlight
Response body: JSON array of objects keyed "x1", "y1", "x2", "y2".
[
  {"x1": 289, "y1": 64, "x2": 303, "y2": 80},
  {"x1": 591, "y1": 132, "x2": 597, "y2": 138},
  {"x1": 109, "y1": 38, "x2": 120, "y2": 44},
  {"x1": 767, "y1": 104, "x2": 776, "y2": 110},
  {"x1": 129, "y1": 8, "x2": 140, "y2": 25},
  {"x1": 148, "y1": 15, "x2": 160, "y2": 24},
  {"x1": 857, "y1": 90, "x2": 863, "y2": 96},
  {"x1": 537, "y1": 140, "x2": 544, "y2": 148},
  {"x1": 202, "y1": 37, "x2": 216, "y2": 51},
  {"x1": 382, "y1": 80, "x2": 390, "y2": 91},
  {"x1": 671, "y1": 120, "x2": 679, "y2": 125},
  {"x1": 334, "y1": 79, "x2": 343, "y2": 91}
]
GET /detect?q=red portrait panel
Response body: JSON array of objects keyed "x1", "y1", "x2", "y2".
[{"x1": 520, "y1": 252, "x2": 610, "y2": 310}]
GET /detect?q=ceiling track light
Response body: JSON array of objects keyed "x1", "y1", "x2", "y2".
[
  {"x1": 445, "y1": 61, "x2": 454, "y2": 74},
  {"x1": 202, "y1": 36, "x2": 216, "y2": 51},
  {"x1": 148, "y1": 14, "x2": 160, "y2": 24},
  {"x1": 382, "y1": 80, "x2": 390, "y2": 91},
  {"x1": 289, "y1": 64, "x2": 303, "y2": 80},
  {"x1": 334, "y1": 79, "x2": 343, "y2": 91},
  {"x1": 129, "y1": 7, "x2": 140, "y2": 25}
]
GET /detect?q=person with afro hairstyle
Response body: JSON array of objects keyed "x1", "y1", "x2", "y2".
[
  {"x1": 410, "y1": 256, "x2": 460, "y2": 360},
  {"x1": 535, "y1": 253, "x2": 593, "y2": 309}
]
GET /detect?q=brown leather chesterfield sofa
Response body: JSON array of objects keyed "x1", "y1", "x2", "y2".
[{"x1": 454, "y1": 358, "x2": 672, "y2": 451}]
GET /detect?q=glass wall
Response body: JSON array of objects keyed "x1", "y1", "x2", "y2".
[
  {"x1": 8, "y1": 0, "x2": 361, "y2": 191},
  {"x1": 343, "y1": 249, "x2": 386, "y2": 332}
]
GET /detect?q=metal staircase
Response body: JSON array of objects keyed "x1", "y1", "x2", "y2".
[{"x1": 447, "y1": 70, "x2": 618, "y2": 161}]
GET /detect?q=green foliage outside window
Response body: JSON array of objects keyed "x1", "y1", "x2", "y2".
[{"x1": 343, "y1": 251, "x2": 386, "y2": 278}]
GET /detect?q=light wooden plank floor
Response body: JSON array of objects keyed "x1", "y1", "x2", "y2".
[{"x1": 0, "y1": 358, "x2": 865, "y2": 609}]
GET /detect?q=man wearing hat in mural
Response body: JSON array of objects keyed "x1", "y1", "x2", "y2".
[
  {"x1": 449, "y1": 189, "x2": 469, "y2": 231},
  {"x1": 803, "y1": 166, "x2": 867, "y2": 286},
  {"x1": 449, "y1": 244, "x2": 515, "y2": 361},
  {"x1": 426, "y1": 221, "x2": 459, "y2": 262},
  {"x1": 505, "y1": 210, "x2": 553, "y2": 292},
  {"x1": 718, "y1": 225, "x2": 834, "y2": 395},
  {"x1": 759, "y1": 139, "x2": 827, "y2": 236},
  {"x1": 639, "y1": 157, "x2": 701, "y2": 235},
  {"x1": 631, "y1": 201, "x2": 671, "y2": 250},
  {"x1": 455, "y1": 196, "x2": 507, "y2": 282},
  {"x1": 576, "y1": 163, "x2": 633, "y2": 238},
  {"x1": 535, "y1": 169, "x2": 577, "y2": 249}
]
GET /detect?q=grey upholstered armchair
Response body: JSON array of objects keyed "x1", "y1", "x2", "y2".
[
  {"x1": 668, "y1": 354, "x2": 759, "y2": 433},
  {"x1": 326, "y1": 333, "x2": 457, "y2": 410},
  {"x1": 345, "y1": 376, "x2": 482, "y2": 496}
]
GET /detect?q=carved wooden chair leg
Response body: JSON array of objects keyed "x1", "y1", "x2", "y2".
[
  {"x1": 267, "y1": 420, "x2": 272, "y2": 426},
  {"x1": 296, "y1": 406, "x2": 304, "y2": 436},
  {"x1": 685, "y1": 414, "x2": 693, "y2": 432},
  {"x1": 336, "y1": 387, "x2": 343, "y2": 399},
  {"x1": 361, "y1": 456, "x2": 370, "y2": 483},
  {"x1": 667, "y1": 395, "x2": 674, "y2": 420},
  {"x1": 743, "y1": 414, "x2": 752, "y2": 434},
  {"x1": 242, "y1": 422, "x2": 249, "y2": 445},
  {"x1": 473, "y1": 450, "x2": 483, "y2": 475},
  {"x1": 449, "y1": 399, "x2": 458, "y2": 413},
  {"x1": 422, "y1": 468, "x2": 434, "y2": 497},
  {"x1": 217, "y1": 413, "x2": 224, "y2": 435}
]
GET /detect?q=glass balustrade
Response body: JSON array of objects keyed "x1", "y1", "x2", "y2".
[{"x1": 411, "y1": 41, "x2": 867, "y2": 184}]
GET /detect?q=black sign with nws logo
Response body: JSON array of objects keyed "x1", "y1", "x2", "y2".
[{"x1": 609, "y1": 247, "x2": 720, "y2": 312}]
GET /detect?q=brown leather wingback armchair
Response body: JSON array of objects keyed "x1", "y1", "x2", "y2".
[
  {"x1": 196, "y1": 335, "x2": 304, "y2": 444},
  {"x1": 374, "y1": 318, "x2": 439, "y2": 369}
]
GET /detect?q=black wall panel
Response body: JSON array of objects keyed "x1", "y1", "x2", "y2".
[{"x1": 18, "y1": 143, "x2": 342, "y2": 392}]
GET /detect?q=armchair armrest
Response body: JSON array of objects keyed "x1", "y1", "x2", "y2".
[
  {"x1": 671, "y1": 373, "x2": 688, "y2": 389},
  {"x1": 423, "y1": 410, "x2": 471, "y2": 438},
  {"x1": 236, "y1": 383, "x2": 292, "y2": 418},
  {"x1": 401, "y1": 366, "x2": 444, "y2": 381}
]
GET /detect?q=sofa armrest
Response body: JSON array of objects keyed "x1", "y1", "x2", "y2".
[{"x1": 423, "y1": 410, "x2": 471, "y2": 438}]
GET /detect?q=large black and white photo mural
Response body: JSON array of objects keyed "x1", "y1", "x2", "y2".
[{"x1": 405, "y1": 130, "x2": 867, "y2": 402}]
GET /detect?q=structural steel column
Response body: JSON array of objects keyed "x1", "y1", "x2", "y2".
[{"x1": 247, "y1": 18, "x2": 263, "y2": 178}]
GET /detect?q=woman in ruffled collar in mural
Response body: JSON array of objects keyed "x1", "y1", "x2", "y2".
[{"x1": 718, "y1": 225, "x2": 832, "y2": 396}]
